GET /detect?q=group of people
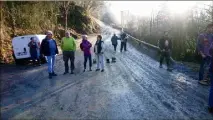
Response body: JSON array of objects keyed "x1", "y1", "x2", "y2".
[
  {"x1": 157, "y1": 24, "x2": 213, "y2": 114},
  {"x1": 29, "y1": 24, "x2": 213, "y2": 114},
  {"x1": 28, "y1": 30, "x2": 129, "y2": 79},
  {"x1": 38, "y1": 31, "x2": 107, "y2": 79},
  {"x1": 111, "y1": 32, "x2": 128, "y2": 52}
]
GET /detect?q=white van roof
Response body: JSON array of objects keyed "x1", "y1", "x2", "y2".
[{"x1": 12, "y1": 34, "x2": 46, "y2": 41}]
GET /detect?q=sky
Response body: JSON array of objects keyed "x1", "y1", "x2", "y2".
[{"x1": 107, "y1": 1, "x2": 212, "y2": 24}]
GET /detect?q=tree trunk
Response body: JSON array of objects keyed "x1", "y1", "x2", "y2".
[{"x1": 65, "y1": 10, "x2": 68, "y2": 31}]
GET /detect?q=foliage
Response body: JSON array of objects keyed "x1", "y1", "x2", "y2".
[
  {"x1": 124, "y1": 2, "x2": 213, "y2": 63},
  {"x1": 0, "y1": 1, "x2": 101, "y2": 64}
]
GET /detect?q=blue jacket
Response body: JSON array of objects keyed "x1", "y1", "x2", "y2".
[{"x1": 40, "y1": 38, "x2": 59, "y2": 56}]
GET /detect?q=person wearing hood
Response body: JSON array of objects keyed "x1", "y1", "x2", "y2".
[
  {"x1": 80, "y1": 35, "x2": 92, "y2": 72},
  {"x1": 61, "y1": 31, "x2": 76, "y2": 75},
  {"x1": 111, "y1": 33, "x2": 118, "y2": 52}
]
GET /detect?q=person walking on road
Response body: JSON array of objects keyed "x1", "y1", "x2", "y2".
[
  {"x1": 196, "y1": 24, "x2": 213, "y2": 85},
  {"x1": 80, "y1": 35, "x2": 92, "y2": 72},
  {"x1": 120, "y1": 32, "x2": 128, "y2": 52},
  {"x1": 28, "y1": 37, "x2": 41, "y2": 66},
  {"x1": 111, "y1": 33, "x2": 118, "y2": 52},
  {"x1": 158, "y1": 31, "x2": 173, "y2": 71},
  {"x1": 94, "y1": 35, "x2": 105, "y2": 72},
  {"x1": 208, "y1": 43, "x2": 213, "y2": 114},
  {"x1": 61, "y1": 31, "x2": 76, "y2": 75},
  {"x1": 40, "y1": 30, "x2": 59, "y2": 79}
]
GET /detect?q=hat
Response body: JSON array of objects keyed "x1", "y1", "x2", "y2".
[
  {"x1": 46, "y1": 30, "x2": 53, "y2": 35},
  {"x1": 82, "y1": 34, "x2": 88, "y2": 38}
]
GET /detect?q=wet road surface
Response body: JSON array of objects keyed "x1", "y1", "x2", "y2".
[{"x1": 1, "y1": 23, "x2": 213, "y2": 120}]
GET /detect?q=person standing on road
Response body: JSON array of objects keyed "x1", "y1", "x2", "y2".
[
  {"x1": 111, "y1": 33, "x2": 118, "y2": 52},
  {"x1": 40, "y1": 30, "x2": 59, "y2": 79},
  {"x1": 94, "y1": 35, "x2": 105, "y2": 72},
  {"x1": 61, "y1": 31, "x2": 76, "y2": 75},
  {"x1": 28, "y1": 37, "x2": 41, "y2": 66},
  {"x1": 208, "y1": 42, "x2": 213, "y2": 113},
  {"x1": 120, "y1": 32, "x2": 128, "y2": 52},
  {"x1": 196, "y1": 24, "x2": 213, "y2": 85},
  {"x1": 80, "y1": 35, "x2": 92, "y2": 72},
  {"x1": 158, "y1": 31, "x2": 172, "y2": 71}
]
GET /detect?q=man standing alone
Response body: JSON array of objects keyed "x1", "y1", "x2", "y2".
[
  {"x1": 111, "y1": 33, "x2": 118, "y2": 52},
  {"x1": 158, "y1": 31, "x2": 172, "y2": 71},
  {"x1": 61, "y1": 31, "x2": 76, "y2": 74}
]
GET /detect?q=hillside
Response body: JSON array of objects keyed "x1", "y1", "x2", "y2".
[{"x1": 0, "y1": 1, "x2": 101, "y2": 64}]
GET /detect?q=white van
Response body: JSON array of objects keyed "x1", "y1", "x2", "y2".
[{"x1": 12, "y1": 34, "x2": 47, "y2": 64}]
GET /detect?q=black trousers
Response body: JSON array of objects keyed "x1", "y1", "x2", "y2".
[
  {"x1": 63, "y1": 51, "x2": 75, "y2": 72},
  {"x1": 160, "y1": 51, "x2": 170, "y2": 67},
  {"x1": 120, "y1": 42, "x2": 127, "y2": 52},
  {"x1": 112, "y1": 44, "x2": 117, "y2": 51},
  {"x1": 84, "y1": 55, "x2": 92, "y2": 69}
]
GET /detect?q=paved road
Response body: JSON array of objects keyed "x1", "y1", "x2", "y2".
[{"x1": 1, "y1": 23, "x2": 213, "y2": 120}]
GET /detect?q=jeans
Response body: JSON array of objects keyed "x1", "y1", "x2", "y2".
[
  {"x1": 47, "y1": 55, "x2": 55, "y2": 73},
  {"x1": 112, "y1": 44, "x2": 117, "y2": 51},
  {"x1": 96, "y1": 54, "x2": 104, "y2": 70},
  {"x1": 84, "y1": 55, "x2": 92, "y2": 69},
  {"x1": 199, "y1": 56, "x2": 211, "y2": 81},
  {"x1": 63, "y1": 51, "x2": 75, "y2": 73},
  {"x1": 120, "y1": 42, "x2": 127, "y2": 52},
  {"x1": 209, "y1": 72, "x2": 213, "y2": 107},
  {"x1": 160, "y1": 51, "x2": 170, "y2": 68}
]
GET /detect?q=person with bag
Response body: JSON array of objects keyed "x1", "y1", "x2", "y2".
[
  {"x1": 80, "y1": 35, "x2": 92, "y2": 72},
  {"x1": 158, "y1": 31, "x2": 172, "y2": 71},
  {"x1": 61, "y1": 31, "x2": 76, "y2": 75},
  {"x1": 196, "y1": 24, "x2": 213, "y2": 85},
  {"x1": 40, "y1": 30, "x2": 59, "y2": 79},
  {"x1": 94, "y1": 35, "x2": 105, "y2": 72},
  {"x1": 28, "y1": 37, "x2": 41, "y2": 66}
]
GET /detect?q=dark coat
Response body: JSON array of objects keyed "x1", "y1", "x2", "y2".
[
  {"x1": 158, "y1": 37, "x2": 172, "y2": 51},
  {"x1": 40, "y1": 38, "x2": 59, "y2": 56},
  {"x1": 28, "y1": 41, "x2": 38, "y2": 59},
  {"x1": 111, "y1": 35, "x2": 118, "y2": 45}
]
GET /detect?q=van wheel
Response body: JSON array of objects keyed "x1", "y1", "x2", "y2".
[
  {"x1": 12, "y1": 53, "x2": 24, "y2": 65},
  {"x1": 15, "y1": 59, "x2": 25, "y2": 65},
  {"x1": 40, "y1": 56, "x2": 47, "y2": 64}
]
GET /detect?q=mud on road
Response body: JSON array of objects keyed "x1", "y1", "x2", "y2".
[{"x1": 1, "y1": 24, "x2": 213, "y2": 120}]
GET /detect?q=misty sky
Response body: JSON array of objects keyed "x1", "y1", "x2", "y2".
[{"x1": 108, "y1": 1, "x2": 212, "y2": 23}]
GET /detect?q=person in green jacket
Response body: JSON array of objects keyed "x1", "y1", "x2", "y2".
[{"x1": 61, "y1": 31, "x2": 76, "y2": 74}]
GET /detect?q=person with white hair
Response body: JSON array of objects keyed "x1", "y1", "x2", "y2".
[
  {"x1": 80, "y1": 35, "x2": 92, "y2": 72},
  {"x1": 61, "y1": 31, "x2": 76, "y2": 74},
  {"x1": 40, "y1": 30, "x2": 59, "y2": 79}
]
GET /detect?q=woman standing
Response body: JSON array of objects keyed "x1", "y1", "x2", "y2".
[
  {"x1": 80, "y1": 35, "x2": 92, "y2": 72},
  {"x1": 94, "y1": 35, "x2": 105, "y2": 72},
  {"x1": 28, "y1": 37, "x2": 41, "y2": 66}
]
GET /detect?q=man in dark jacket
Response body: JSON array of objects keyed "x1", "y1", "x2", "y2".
[
  {"x1": 158, "y1": 31, "x2": 172, "y2": 70},
  {"x1": 111, "y1": 33, "x2": 118, "y2": 52},
  {"x1": 120, "y1": 32, "x2": 128, "y2": 52},
  {"x1": 40, "y1": 30, "x2": 59, "y2": 79},
  {"x1": 208, "y1": 44, "x2": 213, "y2": 114}
]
